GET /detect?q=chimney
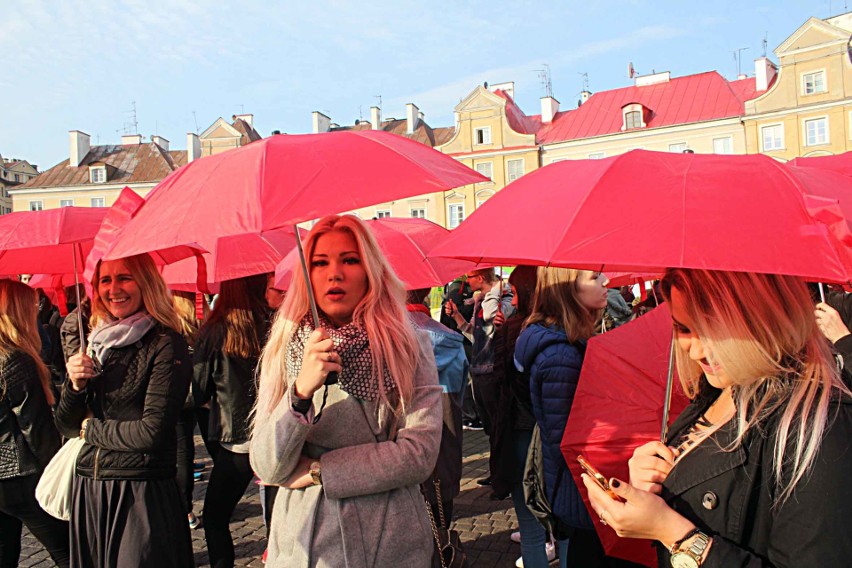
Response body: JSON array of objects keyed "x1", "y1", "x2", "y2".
[
  {"x1": 754, "y1": 57, "x2": 777, "y2": 91},
  {"x1": 186, "y1": 133, "x2": 201, "y2": 163},
  {"x1": 406, "y1": 103, "x2": 420, "y2": 134},
  {"x1": 312, "y1": 111, "x2": 331, "y2": 133},
  {"x1": 121, "y1": 134, "x2": 143, "y2": 145},
  {"x1": 635, "y1": 71, "x2": 670, "y2": 87},
  {"x1": 370, "y1": 106, "x2": 382, "y2": 130},
  {"x1": 69, "y1": 130, "x2": 91, "y2": 167},
  {"x1": 152, "y1": 136, "x2": 169, "y2": 152},
  {"x1": 541, "y1": 96, "x2": 560, "y2": 123},
  {"x1": 233, "y1": 113, "x2": 254, "y2": 127},
  {"x1": 580, "y1": 91, "x2": 592, "y2": 104}
]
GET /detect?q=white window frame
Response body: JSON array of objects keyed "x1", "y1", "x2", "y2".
[
  {"x1": 13, "y1": 174, "x2": 20, "y2": 182},
  {"x1": 622, "y1": 104, "x2": 647, "y2": 130},
  {"x1": 90, "y1": 166, "x2": 106, "y2": 184},
  {"x1": 507, "y1": 159, "x2": 524, "y2": 182},
  {"x1": 29, "y1": 200, "x2": 43, "y2": 211},
  {"x1": 587, "y1": 152, "x2": 606, "y2": 159},
  {"x1": 668, "y1": 142, "x2": 688, "y2": 153},
  {"x1": 90, "y1": 197, "x2": 106, "y2": 207},
  {"x1": 475, "y1": 161, "x2": 493, "y2": 180},
  {"x1": 474, "y1": 126, "x2": 492, "y2": 146},
  {"x1": 802, "y1": 70, "x2": 827, "y2": 95},
  {"x1": 475, "y1": 189, "x2": 494, "y2": 209},
  {"x1": 375, "y1": 209, "x2": 391, "y2": 219},
  {"x1": 712, "y1": 137, "x2": 733, "y2": 154},
  {"x1": 761, "y1": 123, "x2": 785, "y2": 152},
  {"x1": 410, "y1": 207, "x2": 426, "y2": 219},
  {"x1": 803, "y1": 116, "x2": 829, "y2": 147},
  {"x1": 60, "y1": 199, "x2": 74, "y2": 207},
  {"x1": 447, "y1": 202, "x2": 465, "y2": 229}
]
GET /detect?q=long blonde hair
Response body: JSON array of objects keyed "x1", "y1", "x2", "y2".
[
  {"x1": 172, "y1": 290, "x2": 206, "y2": 348},
  {"x1": 254, "y1": 215, "x2": 419, "y2": 423},
  {"x1": 525, "y1": 267, "x2": 600, "y2": 342},
  {"x1": 660, "y1": 269, "x2": 849, "y2": 504},
  {"x1": 90, "y1": 254, "x2": 182, "y2": 333},
  {"x1": 0, "y1": 280, "x2": 54, "y2": 405}
]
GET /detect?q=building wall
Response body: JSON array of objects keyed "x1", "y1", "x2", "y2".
[
  {"x1": 744, "y1": 16, "x2": 852, "y2": 159},
  {"x1": 11, "y1": 183, "x2": 157, "y2": 212}
]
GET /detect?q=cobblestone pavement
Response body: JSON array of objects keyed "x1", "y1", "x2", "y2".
[{"x1": 22, "y1": 430, "x2": 537, "y2": 567}]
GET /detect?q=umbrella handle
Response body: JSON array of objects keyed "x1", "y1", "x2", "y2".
[
  {"x1": 72, "y1": 243, "x2": 86, "y2": 354},
  {"x1": 660, "y1": 337, "x2": 676, "y2": 443},
  {"x1": 293, "y1": 225, "x2": 338, "y2": 386}
]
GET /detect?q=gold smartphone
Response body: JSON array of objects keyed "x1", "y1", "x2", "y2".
[{"x1": 577, "y1": 455, "x2": 624, "y2": 502}]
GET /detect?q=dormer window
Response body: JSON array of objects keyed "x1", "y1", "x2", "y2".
[
  {"x1": 621, "y1": 103, "x2": 648, "y2": 131},
  {"x1": 90, "y1": 166, "x2": 106, "y2": 184}
]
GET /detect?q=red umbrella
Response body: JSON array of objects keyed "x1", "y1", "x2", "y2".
[
  {"x1": 101, "y1": 131, "x2": 486, "y2": 264},
  {"x1": 429, "y1": 150, "x2": 852, "y2": 283},
  {"x1": 0, "y1": 207, "x2": 107, "y2": 274},
  {"x1": 562, "y1": 303, "x2": 691, "y2": 566},
  {"x1": 275, "y1": 217, "x2": 477, "y2": 290},
  {"x1": 787, "y1": 152, "x2": 852, "y2": 177}
]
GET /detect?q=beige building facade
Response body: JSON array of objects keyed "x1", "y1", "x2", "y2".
[{"x1": 744, "y1": 13, "x2": 852, "y2": 159}]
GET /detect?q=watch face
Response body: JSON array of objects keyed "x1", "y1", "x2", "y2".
[{"x1": 670, "y1": 552, "x2": 699, "y2": 568}]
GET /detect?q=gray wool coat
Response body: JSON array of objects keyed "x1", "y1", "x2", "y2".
[{"x1": 250, "y1": 331, "x2": 443, "y2": 568}]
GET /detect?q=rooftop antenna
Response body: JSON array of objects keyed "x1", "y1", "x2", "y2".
[
  {"x1": 237, "y1": 104, "x2": 245, "y2": 114},
  {"x1": 535, "y1": 63, "x2": 553, "y2": 97},
  {"x1": 115, "y1": 101, "x2": 139, "y2": 136},
  {"x1": 359, "y1": 105, "x2": 363, "y2": 121},
  {"x1": 733, "y1": 47, "x2": 750, "y2": 77},
  {"x1": 762, "y1": 33, "x2": 768, "y2": 58},
  {"x1": 579, "y1": 71, "x2": 590, "y2": 92},
  {"x1": 374, "y1": 95, "x2": 382, "y2": 110},
  {"x1": 192, "y1": 111, "x2": 200, "y2": 134}
]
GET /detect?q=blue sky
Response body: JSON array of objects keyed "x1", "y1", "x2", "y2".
[{"x1": 1, "y1": 1, "x2": 842, "y2": 169}]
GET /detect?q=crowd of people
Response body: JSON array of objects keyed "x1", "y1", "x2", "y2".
[{"x1": 1, "y1": 213, "x2": 850, "y2": 568}]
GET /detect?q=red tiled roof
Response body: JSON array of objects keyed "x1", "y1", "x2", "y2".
[
  {"x1": 537, "y1": 71, "x2": 763, "y2": 144},
  {"x1": 433, "y1": 126, "x2": 455, "y2": 146},
  {"x1": 331, "y1": 118, "x2": 445, "y2": 147},
  {"x1": 18, "y1": 143, "x2": 187, "y2": 189},
  {"x1": 492, "y1": 89, "x2": 539, "y2": 135},
  {"x1": 232, "y1": 118, "x2": 262, "y2": 145}
]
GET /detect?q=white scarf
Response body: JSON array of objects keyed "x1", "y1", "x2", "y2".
[{"x1": 88, "y1": 312, "x2": 156, "y2": 364}]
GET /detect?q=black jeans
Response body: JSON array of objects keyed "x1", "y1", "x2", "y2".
[
  {"x1": 203, "y1": 447, "x2": 254, "y2": 568},
  {"x1": 0, "y1": 473, "x2": 70, "y2": 568},
  {"x1": 175, "y1": 409, "x2": 196, "y2": 513}
]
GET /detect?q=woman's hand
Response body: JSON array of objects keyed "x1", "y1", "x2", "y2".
[
  {"x1": 628, "y1": 441, "x2": 678, "y2": 494},
  {"x1": 444, "y1": 299, "x2": 457, "y2": 317},
  {"x1": 282, "y1": 455, "x2": 316, "y2": 489},
  {"x1": 66, "y1": 352, "x2": 97, "y2": 392},
  {"x1": 815, "y1": 302, "x2": 851, "y2": 344},
  {"x1": 582, "y1": 475, "x2": 695, "y2": 548},
  {"x1": 294, "y1": 328, "x2": 342, "y2": 400},
  {"x1": 493, "y1": 309, "x2": 506, "y2": 329}
]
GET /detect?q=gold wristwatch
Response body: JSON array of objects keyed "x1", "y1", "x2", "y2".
[
  {"x1": 670, "y1": 531, "x2": 710, "y2": 568},
  {"x1": 309, "y1": 461, "x2": 322, "y2": 485}
]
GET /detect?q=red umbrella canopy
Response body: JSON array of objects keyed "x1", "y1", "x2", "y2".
[
  {"x1": 429, "y1": 150, "x2": 852, "y2": 283},
  {"x1": 562, "y1": 303, "x2": 691, "y2": 566},
  {"x1": 0, "y1": 207, "x2": 107, "y2": 274},
  {"x1": 102, "y1": 131, "x2": 487, "y2": 262},
  {"x1": 787, "y1": 151, "x2": 852, "y2": 177},
  {"x1": 275, "y1": 217, "x2": 477, "y2": 290}
]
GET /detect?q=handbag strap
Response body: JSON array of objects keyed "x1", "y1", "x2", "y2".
[{"x1": 422, "y1": 477, "x2": 448, "y2": 568}]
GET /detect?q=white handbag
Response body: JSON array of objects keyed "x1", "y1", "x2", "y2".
[{"x1": 35, "y1": 437, "x2": 85, "y2": 521}]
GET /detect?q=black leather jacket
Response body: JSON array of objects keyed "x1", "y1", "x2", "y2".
[
  {"x1": 0, "y1": 351, "x2": 61, "y2": 479},
  {"x1": 54, "y1": 324, "x2": 190, "y2": 480},
  {"x1": 193, "y1": 350, "x2": 258, "y2": 445}
]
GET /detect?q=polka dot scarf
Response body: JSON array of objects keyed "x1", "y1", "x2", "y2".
[{"x1": 286, "y1": 313, "x2": 397, "y2": 401}]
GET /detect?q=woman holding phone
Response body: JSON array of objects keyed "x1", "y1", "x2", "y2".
[
  {"x1": 583, "y1": 269, "x2": 852, "y2": 567},
  {"x1": 250, "y1": 214, "x2": 443, "y2": 568}
]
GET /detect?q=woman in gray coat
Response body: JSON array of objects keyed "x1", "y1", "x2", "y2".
[{"x1": 251, "y1": 214, "x2": 443, "y2": 568}]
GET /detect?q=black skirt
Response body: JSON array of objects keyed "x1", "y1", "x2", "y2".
[{"x1": 70, "y1": 476, "x2": 193, "y2": 568}]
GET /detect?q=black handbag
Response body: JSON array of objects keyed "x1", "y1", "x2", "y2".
[
  {"x1": 522, "y1": 424, "x2": 565, "y2": 539},
  {"x1": 422, "y1": 478, "x2": 468, "y2": 568}
]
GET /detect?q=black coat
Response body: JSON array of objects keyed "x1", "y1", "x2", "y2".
[
  {"x1": 54, "y1": 324, "x2": 191, "y2": 480},
  {"x1": 659, "y1": 383, "x2": 852, "y2": 567},
  {"x1": 0, "y1": 351, "x2": 61, "y2": 478},
  {"x1": 192, "y1": 350, "x2": 258, "y2": 444}
]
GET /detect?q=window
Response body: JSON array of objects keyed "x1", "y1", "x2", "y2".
[
  {"x1": 804, "y1": 118, "x2": 828, "y2": 146},
  {"x1": 474, "y1": 127, "x2": 491, "y2": 145},
  {"x1": 625, "y1": 111, "x2": 642, "y2": 129},
  {"x1": 60, "y1": 199, "x2": 74, "y2": 207},
  {"x1": 712, "y1": 137, "x2": 733, "y2": 154},
  {"x1": 410, "y1": 208, "x2": 426, "y2": 219},
  {"x1": 448, "y1": 203, "x2": 465, "y2": 229},
  {"x1": 587, "y1": 152, "x2": 606, "y2": 159},
  {"x1": 90, "y1": 167, "x2": 106, "y2": 183},
  {"x1": 668, "y1": 143, "x2": 688, "y2": 153},
  {"x1": 802, "y1": 71, "x2": 826, "y2": 95},
  {"x1": 29, "y1": 200, "x2": 43, "y2": 211},
  {"x1": 475, "y1": 190, "x2": 494, "y2": 209},
  {"x1": 507, "y1": 159, "x2": 524, "y2": 182},
  {"x1": 761, "y1": 124, "x2": 784, "y2": 151},
  {"x1": 91, "y1": 197, "x2": 105, "y2": 207},
  {"x1": 475, "y1": 162, "x2": 493, "y2": 180},
  {"x1": 13, "y1": 174, "x2": 20, "y2": 182},
  {"x1": 375, "y1": 209, "x2": 391, "y2": 219}
]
